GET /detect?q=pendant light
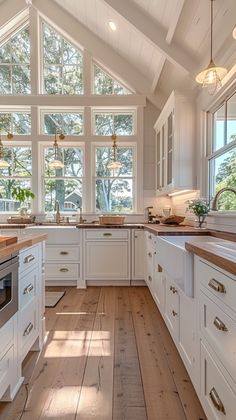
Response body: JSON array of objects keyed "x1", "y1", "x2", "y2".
[
  {"x1": 107, "y1": 134, "x2": 122, "y2": 171},
  {"x1": 195, "y1": 0, "x2": 227, "y2": 95},
  {"x1": 48, "y1": 133, "x2": 64, "y2": 169},
  {"x1": 0, "y1": 135, "x2": 10, "y2": 168}
]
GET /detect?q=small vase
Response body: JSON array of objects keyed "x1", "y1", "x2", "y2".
[{"x1": 194, "y1": 214, "x2": 206, "y2": 229}]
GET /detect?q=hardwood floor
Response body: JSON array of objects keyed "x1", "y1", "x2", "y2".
[{"x1": 0, "y1": 287, "x2": 206, "y2": 420}]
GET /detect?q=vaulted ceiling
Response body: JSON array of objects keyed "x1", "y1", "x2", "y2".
[{"x1": 1, "y1": 0, "x2": 236, "y2": 109}]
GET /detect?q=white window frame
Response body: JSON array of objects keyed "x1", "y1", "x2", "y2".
[
  {"x1": 92, "y1": 108, "x2": 136, "y2": 136},
  {"x1": 92, "y1": 61, "x2": 133, "y2": 95},
  {"x1": 92, "y1": 142, "x2": 137, "y2": 214},
  {"x1": 40, "y1": 107, "x2": 84, "y2": 135},
  {"x1": 0, "y1": 106, "x2": 31, "y2": 135},
  {"x1": 39, "y1": 141, "x2": 85, "y2": 214}
]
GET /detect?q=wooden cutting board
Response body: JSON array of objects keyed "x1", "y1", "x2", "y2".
[{"x1": 0, "y1": 236, "x2": 18, "y2": 248}]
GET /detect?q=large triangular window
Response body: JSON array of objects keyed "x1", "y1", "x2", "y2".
[
  {"x1": 0, "y1": 24, "x2": 30, "y2": 94},
  {"x1": 42, "y1": 23, "x2": 83, "y2": 95},
  {"x1": 93, "y1": 64, "x2": 132, "y2": 95}
]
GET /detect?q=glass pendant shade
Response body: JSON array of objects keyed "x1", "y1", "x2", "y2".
[
  {"x1": 107, "y1": 134, "x2": 122, "y2": 171},
  {"x1": 49, "y1": 134, "x2": 64, "y2": 169},
  {"x1": 195, "y1": 0, "x2": 227, "y2": 94},
  {"x1": 107, "y1": 160, "x2": 122, "y2": 170}
]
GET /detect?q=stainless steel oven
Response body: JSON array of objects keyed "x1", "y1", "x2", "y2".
[{"x1": 0, "y1": 253, "x2": 18, "y2": 328}]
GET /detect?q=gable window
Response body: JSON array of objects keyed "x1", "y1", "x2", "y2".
[
  {"x1": 42, "y1": 23, "x2": 83, "y2": 95},
  {"x1": 208, "y1": 92, "x2": 236, "y2": 210},
  {"x1": 43, "y1": 145, "x2": 84, "y2": 212},
  {"x1": 0, "y1": 145, "x2": 32, "y2": 212},
  {"x1": 0, "y1": 110, "x2": 31, "y2": 134},
  {"x1": 93, "y1": 111, "x2": 135, "y2": 135},
  {"x1": 0, "y1": 25, "x2": 30, "y2": 94},
  {"x1": 42, "y1": 110, "x2": 83, "y2": 135},
  {"x1": 94, "y1": 145, "x2": 135, "y2": 213},
  {"x1": 93, "y1": 64, "x2": 131, "y2": 95}
]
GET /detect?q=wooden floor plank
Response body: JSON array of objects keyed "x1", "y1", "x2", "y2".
[
  {"x1": 113, "y1": 287, "x2": 147, "y2": 420},
  {"x1": 76, "y1": 287, "x2": 115, "y2": 420},
  {"x1": 129, "y1": 287, "x2": 187, "y2": 420}
]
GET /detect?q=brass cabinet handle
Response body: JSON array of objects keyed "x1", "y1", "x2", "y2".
[
  {"x1": 213, "y1": 316, "x2": 228, "y2": 332},
  {"x1": 172, "y1": 310, "x2": 178, "y2": 317},
  {"x1": 208, "y1": 278, "x2": 226, "y2": 294},
  {"x1": 60, "y1": 251, "x2": 69, "y2": 255},
  {"x1": 170, "y1": 286, "x2": 178, "y2": 294},
  {"x1": 148, "y1": 235, "x2": 152, "y2": 239},
  {"x1": 60, "y1": 268, "x2": 69, "y2": 272},
  {"x1": 23, "y1": 322, "x2": 33, "y2": 337},
  {"x1": 148, "y1": 275, "x2": 152, "y2": 282},
  {"x1": 209, "y1": 387, "x2": 226, "y2": 414},
  {"x1": 103, "y1": 233, "x2": 112, "y2": 236},
  {"x1": 24, "y1": 254, "x2": 35, "y2": 264},
  {"x1": 148, "y1": 252, "x2": 152, "y2": 257},
  {"x1": 134, "y1": 235, "x2": 138, "y2": 239},
  {"x1": 23, "y1": 283, "x2": 34, "y2": 295}
]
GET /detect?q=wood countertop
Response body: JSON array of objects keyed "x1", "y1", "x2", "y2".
[
  {"x1": 185, "y1": 239, "x2": 236, "y2": 276},
  {"x1": 0, "y1": 234, "x2": 47, "y2": 257},
  {"x1": 143, "y1": 224, "x2": 210, "y2": 235}
]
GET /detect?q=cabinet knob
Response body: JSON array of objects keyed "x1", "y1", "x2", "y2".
[
  {"x1": 209, "y1": 387, "x2": 226, "y2": 414},
  {"x1": 213, "y1": 316, "x2": 228, "y2": 332},
  {"x1": 148, "y1": 252, "x2": 152, "y2": 257},
  {"x1": 172, "y1": 310, "x2": 178, "y2": 317},
  {"x1": 60, "y1": 268, "x2": 69, "y2": 272},
  {"x1": 170, "y1": 285, "x2": 178, "y2": 294},
  {"x1": 148, "y1": 275, "x2": 152, "y2": 282},
  {"x1": 208, "y1": 278, "x2": 226, "y2": 294},
  {"x1": 148, "y1": 235, "x2": 152, "y2": 239}
]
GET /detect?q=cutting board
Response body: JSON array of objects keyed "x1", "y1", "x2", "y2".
[{"x1": 0, "y1": 236, "x2": 18, "y2": 248}]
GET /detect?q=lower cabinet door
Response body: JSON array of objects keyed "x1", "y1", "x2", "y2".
[
  {"x1": 18, "y1": 299, "x2": 38, "y2": 362},
  {"x1": 201, "y1": 341, "x2": 236, "y2": 420},
  {"x1": 85, "y1": 241, "x2": 129, "y2": 280},
  {"x1": 164, "y1": 275, "x2": 179, "y2": 342},
  {"x1": 179, "y1": 292, "x2": 195, "y2": 376},
  {"x1": 0, "y1": 345, "x2": 14, "y2": 399}
]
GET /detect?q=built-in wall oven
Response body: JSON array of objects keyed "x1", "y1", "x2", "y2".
[{"x1": 0, "y1": 253, "x2": 18, "y2": 328}]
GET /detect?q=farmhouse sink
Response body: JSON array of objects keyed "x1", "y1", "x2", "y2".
[{"x1": 156, "y1": 235, "x2": 222, "y2": 297}]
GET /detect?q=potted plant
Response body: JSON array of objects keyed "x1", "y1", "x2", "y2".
[
  {"x1": 186, "y1": 198, "x2": 209, "y2": 229},
  {"x1": 12, "y1": 186, "x2": 35, "y2": 216}
]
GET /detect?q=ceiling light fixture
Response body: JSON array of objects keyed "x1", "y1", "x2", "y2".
[
  {"x1": 0, "y1": 135, "x2": 10, "y2": 168},
  {"x1": 195, "y1": 0, "x2": 227, "y2": 95},
  {"x1": 233, "y1": 25, "x2": 236, "y2": 40},
  {"x1": 107, "y1": 134, "x2": 122, "y2": 171},
  {"x1": 108, "y1": 21, "x2": 117, "y2": 31},
  {"x1": 49, "y1": 133, "x2": 65, "y2": 169}
]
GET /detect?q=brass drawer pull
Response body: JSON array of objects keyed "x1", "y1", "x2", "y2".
[
  {"x1": 103, "y1": 233, "x2": 112, "y2": 236},
  {"x1": 170, "y1": 286, "x2": 178, "y2": 294},
  {"x1": 148, "y1": 252, "x2": 152, "y2": 257},
  {"x1": 60, "y1": 251, "x2": 69, "y2": 255},
  {"x1": 148, "y1": 275, "x2": 152, "y2": 282},
  {"x1": 23, "y1": 322, "x2": 33, "y2": 337},
  {"x1": 148, "y1": 235, "x2": 152, "y2": 239},
  {"x1": 172, "y1": 310, "x2": 178, "y2": 317},
  {"x1": 23, "y1": 283, "x2": 34, "y2": 295},
  {"x1": 209, "y1": 387, "x2": 226, "y2": 414},
  {"x1": 208, "y1": 278, "x2": 226, "y2": 294},
  {"x1": 24, "y1": 254, "x2": 35, "y2": 264},
  {"x1": 213, "y1": 316, "x2": 228, "y2": 332},
  {"x1": 60, "y1": 268, "x2": 69, "y2": 272}
]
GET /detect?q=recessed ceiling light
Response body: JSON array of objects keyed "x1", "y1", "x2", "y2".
[
  {"x1": 108, "y1": 21, "x2": 117, "y2": 31},
  {"x1": 233, "y1": 25, "x2": 236, "y2": 39}
]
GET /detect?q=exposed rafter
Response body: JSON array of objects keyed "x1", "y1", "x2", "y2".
[
  {"x1": 103, "y1": 0, "x2": 197, "y2": 75},
  {"x1": 33, "y1": 0, "x2": 162, "y2": 110}
]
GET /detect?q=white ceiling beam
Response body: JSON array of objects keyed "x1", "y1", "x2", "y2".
[
  {"x1": 32, "y1": 0, "x2": 162, "y2": 110},
  {"x1": 103, "y1": 0, "x2": 197, "y2": 75},
  {"x1": 151, "y1": 0, "x2": 185, "y2": 93}
]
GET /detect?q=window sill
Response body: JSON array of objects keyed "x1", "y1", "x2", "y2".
[{"x1": 208, "y1": 211, "x2": 236, "y2": 218}]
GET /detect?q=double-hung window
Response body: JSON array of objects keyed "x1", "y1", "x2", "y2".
[
  {"x1": 208, "y1": 92, "x2": 236, "y2": 210},
  {"x1": 93, "y1": 110, "x2": 135, "y2": 136},
  {"x1": 94, "y1": 145, "x2": 135, "y2": 213},
  {"x1": 42, "y1": 144, "x2": 84, "y2": 212}
]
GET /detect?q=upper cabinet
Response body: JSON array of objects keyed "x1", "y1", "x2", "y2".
[{"x1": 154, "y1": 91, "x2": 196, "y2": 196}]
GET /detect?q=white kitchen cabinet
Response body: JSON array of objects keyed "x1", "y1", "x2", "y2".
[
  {"x1": 164, "y1": 274, "x2": 179, "y2": 343},
  {"x1": 144, "y1": 231, "x2": 156, "y2": 295},
  {"x1": 84, "y1": 229, "x2": 130, "y2": 285},
  {"x1": 25, "y1": 226, "x2": 83, "y2": 288},
  {"x1": 131, "y1": 229, "x2": 145, "y2": 284},
  {"x1": 154, "y1": 90, "x2": 195, "y2": 195}
]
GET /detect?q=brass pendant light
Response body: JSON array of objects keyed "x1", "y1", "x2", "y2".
[
  {"x1": 195, "y1": 0, "x2": 227, "y2": 95},
  {"x1": 48, "y1": 133, "x2": 65, "y2": 169},
  {"x1": 107, "y1": 133, "x2": 122, "y2": 171}
]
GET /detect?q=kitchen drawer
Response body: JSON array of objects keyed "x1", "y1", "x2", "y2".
[
  {"x1": 19, "y1": 300, "x2": 38, "y2": 360},
  {"x1": 85, "y1": 229, "x2": 129, "y2": 240},
  {"x1": 0, "y1": 345, "x2": 13, "y2": 399},
  {"x1": 201, "y1": 341, "x2": 236, "y2": 420},
  {"x1": 19, "y1": 245, "x2": 38, "y2": 274},
  {"x1": 197, "y1": 258, "x2": 236, "y2": 314},
  {"x1": 164, "y1": 276, "x2": 179, "y2": 342},
  {"x1": 45, "y1": 263, "x2": 80, "y2": 279},
  {"x1": 26, "y1": 226, "x2": 80, "y2": 244},
  {"x1": 46, "y1": 246, "x2": 80, "y2": 262},
  {"x1": 0, "y1": 318, "x2": 14, "y2": 356},
  {"x1": 19, "y1": 266, "x2": 37, "y2": 311},
  {"x1": 200, "y1": 290, "x2": 236, "y2": 384}
]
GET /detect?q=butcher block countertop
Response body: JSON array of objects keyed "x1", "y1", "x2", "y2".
[{"x1": 0, "y1": 234, "x2": 47, "y2": 257}]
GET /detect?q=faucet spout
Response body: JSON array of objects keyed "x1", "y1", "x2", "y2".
[{"x1": 211, "y1": 187, "x2": 236, "y2": 211}]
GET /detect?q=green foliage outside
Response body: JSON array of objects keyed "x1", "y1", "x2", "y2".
[{"x1": 214, "y1": 147, "x2": 236, "y2": 210}]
